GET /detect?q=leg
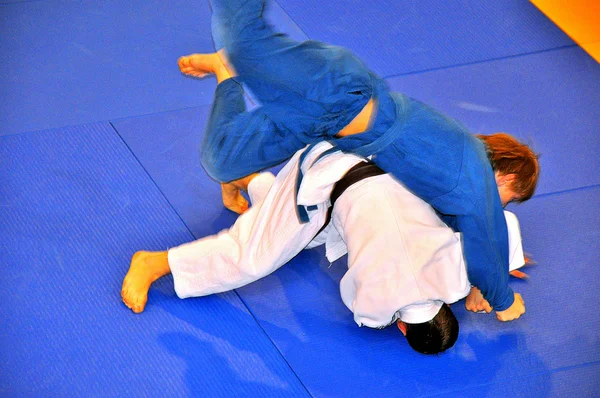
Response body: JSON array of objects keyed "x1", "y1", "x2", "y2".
[
  {"x1": 199, "y1": 78, "x2": 305, "y2": 183},
  {"x1": 121, "y1": 173, "x2": 268, "y2": 313},
  {"x1": 177, "y1": 52, "x2": 259, "y2": 212},
  {"x1": 209, "y1": 0, "x2": 372, "y2": 114},
  {"x1": 177, "y1": 50, "x2": 281, "y2": 206},
  {"x1": 176, "y1": 51, "x2": 305, "y2": 186},
  {"x1": 121, "y1": 251, "x2": 171, "y2": 313},
  {"x1": 167, "y1": 167, "x2": 327, "y2": 299},
  {"x1": 209, "y1": 0, "x2": 270, "y2": 53},
  {"x1": 186, "y1": 0, "x2": 373, "y2": 184}
]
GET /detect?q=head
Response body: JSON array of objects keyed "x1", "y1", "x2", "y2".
[
  {"x1": 397, "y1": 303, "x2": 458, "y2": 354},
  {"x1": 477, "y1": 133, "x2": 540, "y2": 206}
]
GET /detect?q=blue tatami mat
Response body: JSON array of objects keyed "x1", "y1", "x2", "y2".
[
  {"x1": 0, "y1": 0, "x2": 306, "y2": 137},
  {"x1": 0, "y1": 123, "x2": 308, "y2": 397},
  {"x1": 0, "y1": 0, "x2": 207, "y2": 136},
  {"x1": 386, "y1": 46, "x2": 600, "y2": 196},
  {"x1": 3, "y1": 0, "x2": 600, "y2": 397},
  {"x1": 435, "y1": 363, "x2": 600, "y2": 398},
  {"x1": 275, "y1": 0, "x2": 574, "y2": 77},
  {"x1": 113, "y1": 106, "x2": 286, "y2": 239}
]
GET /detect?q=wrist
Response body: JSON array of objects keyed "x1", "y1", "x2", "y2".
[{"x1": 494, "y1": 288, "x2": 515, "y2": 312}]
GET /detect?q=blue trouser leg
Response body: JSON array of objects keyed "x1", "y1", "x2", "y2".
[
  {"x1": 209, "y1": 0, "x2": 372, "y2": 112},
  {"x1": 201, "y1": 0, "x2": 372, "y2": 181},
  {"x1": 209, "y1": 0, "x2": 269, "y2": 53},
  {"x1": 210, "y1": 0, "x2": 312, "y2": 89},
  {"x1": 200, "y1": 79, "x2": 305, "y2": 182}
]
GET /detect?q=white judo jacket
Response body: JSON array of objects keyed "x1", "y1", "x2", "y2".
[{"x1": 169, "y1": 142, "x2": 525, "y2": 327}]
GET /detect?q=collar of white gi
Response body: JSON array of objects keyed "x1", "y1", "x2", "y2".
[{"x1": 397, "y1": 300, "x2": 444, "y2": 324}]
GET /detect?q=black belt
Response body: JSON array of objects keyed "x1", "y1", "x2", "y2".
[
  {"x1": 330, "y1": 161, "x2": 386, "y2": 207},
  {"x1": 316, "y1": 161, "x2": 386, "y2": 236}
]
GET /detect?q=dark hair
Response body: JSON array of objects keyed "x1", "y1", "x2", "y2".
[
  {"x1": 404, "y1": 303, "x2": 459, "y2": 354},
  {"x1": 477, "y1": 133, "x2": 540, "y2": 202}
]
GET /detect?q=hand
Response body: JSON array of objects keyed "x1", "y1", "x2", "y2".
[
  {"x1": 495, "y1": 293, "x2": 525, "y2": 321},
  {"x1": 465, "y1": 286, "x2": 493, "y2": 313}
]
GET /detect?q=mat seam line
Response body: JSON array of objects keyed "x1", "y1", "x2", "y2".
[
  {"x1": 381, "y1": 44, "x2": 579, "y2": 80},
  {"x1": 233, "y1": 291, "x2": 314, "y2": 397},
  {"x1": 530, "y1": 183, "x2": 600, "y2": 200},
  {"x1": 1, "y1": 43, "x2": 580, "y2": 139},
  {"x1": 108, "y1": 121, "x2": 197, "y2": 240},
  {"x1": 9, "y1": 120, "x2": 600, "y2": 203}
]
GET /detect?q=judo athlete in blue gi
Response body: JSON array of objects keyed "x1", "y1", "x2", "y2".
[{"x1": 177, "y1": 0, "x2": 539, "y2": 321}]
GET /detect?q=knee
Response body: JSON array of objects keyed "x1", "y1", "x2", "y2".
[{"x1": 200, "y1": 148, "x2": 231, "y2": 183}]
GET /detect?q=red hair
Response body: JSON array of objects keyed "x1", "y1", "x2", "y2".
[{"x1": 477, "y1": 133, "x2": 540, "y2": 202}]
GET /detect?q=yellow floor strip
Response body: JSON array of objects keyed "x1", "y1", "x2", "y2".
[{"x1": 531, "y1": 0, "x2": 600, "y2": 62}]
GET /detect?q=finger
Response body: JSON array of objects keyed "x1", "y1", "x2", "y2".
[
  {"x1": 510, "y1": 270, "x2": 529, "y2": 279},
  {"x1": 524, "y1": 253, "x2": 537, "y2": 265}
]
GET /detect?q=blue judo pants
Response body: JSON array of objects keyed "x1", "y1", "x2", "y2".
[{"x1": 202, "y1": 0, "x2": 376, "y2": 182}]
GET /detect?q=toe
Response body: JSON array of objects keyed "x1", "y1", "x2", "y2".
[
  {"x1": 132, "y1": 297, "x2": 147, "y2": 313},
  {"x1": 178, "y1": 56, "x2": 189, "y2": 67}
]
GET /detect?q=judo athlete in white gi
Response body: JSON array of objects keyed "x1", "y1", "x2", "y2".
[{"x1": 122, "y1": 142, "x2": 527, "y2": 354}]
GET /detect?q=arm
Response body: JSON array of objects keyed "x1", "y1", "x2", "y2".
[
  {"x1": 464, "y1": 210, "x2": 527, "y2": 320},
  {"x1": 434, "y1": 138, "x2": 521, "y2": 317},
  {"x1": 455, "y1": 209, "x2": 515, "y2": 312}
]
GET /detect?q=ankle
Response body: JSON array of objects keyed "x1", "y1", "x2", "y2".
[
  {"x1": 221, "y1": 182, "x2": 240, "y2": 195},
  {"x1": 147, "y1": 252, "x2": 171, "y2": 277}
]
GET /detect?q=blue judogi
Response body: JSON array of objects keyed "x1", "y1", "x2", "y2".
[{"x1": 201, "y1": 0, "x2": 514, "y2": 311}]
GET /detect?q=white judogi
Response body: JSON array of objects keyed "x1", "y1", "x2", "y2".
[{"x1": 169, "y1": 142, "x2": 525, "y2": 328}]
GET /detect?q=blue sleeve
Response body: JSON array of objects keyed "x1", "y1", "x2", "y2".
[
  {"x1": 456, "y1": 209, "x2": 514, "y2": 311},
  {"x1": 434, "y1": 144, "x2": 514, "y2": 311},
  {"x1": 200, "y1": 79, "x2": 305, "y2": 182}
]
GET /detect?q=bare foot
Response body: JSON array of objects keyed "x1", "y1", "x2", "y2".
[
  {"x1": 121, "y1": 251, "x2": 171, "y2": 313},
  {"x1": 178, "y1": 52, "x2": 231, "y2": 81},
  {"x1": 221, "y1": 182, "x2": 249, "y2": 214}
]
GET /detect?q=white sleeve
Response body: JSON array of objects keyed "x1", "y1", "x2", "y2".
[{"x1": 504, "y1": 210, "x2": 526, "y2": 272}]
